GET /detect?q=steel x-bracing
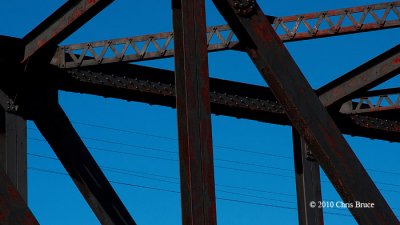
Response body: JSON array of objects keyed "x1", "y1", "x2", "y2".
[
  {"x1": 211, "y1": 0, "x2": 398, "y2": 224},
  {"x1": 0, "y1": 0, "x2": 399, "y2": 225}
]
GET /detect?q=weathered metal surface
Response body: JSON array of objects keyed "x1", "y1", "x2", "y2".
[
  {"x1": 0, "y1": 168, "x2": 39, "y2": 225},
  {"x1": 340, "y1": 88, "x2": 400, "y2": 114},
  {"x1": 29, "y1": 93, "x2": 136, "y2": 225},
  {"x1": 0, "y1": 0, "x2": 398, "y2": 223},
  {"x1": 0, "y1": 109, "x2": 27, "y2": 202},
  {"x1": 317, "y1": 44, "x2": 400, "y2": 108},
  {"x1": 211, "y1": 0, "x2": 398, "y2": 224},
  {"x1": 52, "y1": 1, "x2": 400, "y2": 68},
  {"x1": 274, "y1": 1, "x2": 400, "y2": 41},
  {"x1": 172, "y1": 0, "x2": 217, "y2": 224},
  {"x1": 22, "y1": 0, "x2": 114, "y2": 62},
  {"x1": 350, "y1": 114, "x2": 400, "y2": 133},
  {"x1": 52, "y1": 24, "x2": 244, "y2": 68},
  {"x1": 57, "y1": 65, "x2": 400, "y2": 142},
  {"x1": 292, "y1": 129, "x2": 323, "y2": 225}
]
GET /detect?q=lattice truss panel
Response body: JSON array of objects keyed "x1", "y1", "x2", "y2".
[
  {"x1": 346, "y1": 91, "x2": 400, "y2": 114},
  {"x1": 53, "y1": 1, "x2": 400, "y2": 68},
  {"x1": 1, "y1": 0, "x2": 400, "y2": 224}
]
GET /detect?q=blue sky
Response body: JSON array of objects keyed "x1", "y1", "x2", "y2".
[{"x1": 1, "y1": 0, "x2": 399, "y2": 224}]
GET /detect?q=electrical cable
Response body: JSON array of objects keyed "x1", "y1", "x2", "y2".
[{"x1": 28, "y1": 166, "x2": 353, "y2": 217}]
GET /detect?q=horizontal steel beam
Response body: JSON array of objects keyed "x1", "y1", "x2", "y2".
[
  {"x1": 22, "y1": 0, "x2": 114, "y2": 63},
  {"x1": 1, "y1": 36, "x2": 398, "y2": 140},
  {"x1": 52, "y1": 64, "x2": 400, "y2": 142},
  {"x1": 51, "y1": 1, "x2": 400, "y2": 68},
  {"x1": 211, "y1": 0, "x2": 397, "y2": 223}
]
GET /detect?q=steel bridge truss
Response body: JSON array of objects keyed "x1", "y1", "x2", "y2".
[{"x1": 0, "y1": 0, "x2": 399, "y2": 225}]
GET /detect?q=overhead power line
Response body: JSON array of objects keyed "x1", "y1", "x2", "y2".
[
  {"x1": 28, "y1": 151, "x2": 400, "y2": 198},
  {"x1": 28, "y1": 166, "x2": 352, "y2": 217},
  {"x1": 28, "y1": 136, "x2": 400, "y2": 193},
  {"x1": 30, "y1": 121, "x2": 400, "y2": 176},
  {"x1": 27, "y1": 153, "x2": 295, "y2": 203}
]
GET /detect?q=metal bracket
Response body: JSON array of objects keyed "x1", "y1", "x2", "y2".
[
  {"x1": 6, "y1": 99, "x2": 19, "y2": 113},
  {"x1": 305, "y1": 151, "x2": 316, "y2": 161},
  {"x1": 233, "y1": 0, "x2": 256, "y2": 16}
]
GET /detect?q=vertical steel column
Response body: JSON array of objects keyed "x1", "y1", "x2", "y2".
[
  {"x1": 172, "y1": 0, "x2": 217, "y2": 225},
  {"x1": 0, "y1": 109, "x2": 27, "y2": 202},
  {"x1": 0, "y1": 169, "x2": 39, "y2": 225},
  {"x1": 292, "y1": 128, "x2": 323, "y2": 225},
  {"x1": 211, "y1": 0, "x2": 398, "y2": 224}
]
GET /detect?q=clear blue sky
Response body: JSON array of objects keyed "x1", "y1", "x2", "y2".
[{"x1": 1, "y1": 0, "x2": 399, "y2": 224}]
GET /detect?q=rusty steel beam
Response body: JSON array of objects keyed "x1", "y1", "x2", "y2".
[
  {"x1": 0, "y1": 168, "x2": 39, "y2": 225},
  {"x1": 29, "y1": 92, "x2": 136, "y2": 225},
  {"x1": 55, "y1": 64, "x2": 400, "y2": 142},
  {"x1": 0, "y1": 90, "x2": 27, "y2": 202},
  {"x1": 357, "y1": 87, "x2": 400, "y2": 97},
  {"x1": 0, "y1": 110, "x2": 27, "y2": 202},
  {"x1": 172, "y1": 0, "x2": 217, "y2": 224},
  {"x1": 340, "y1": 88, "x2": 400, "y2": 114},
  {"x1": 350, "y1": 114, "x2": 400, "y2": 133},
  {"x1": 51, "y1": 1, "x2": 400, "y2": 68},
  {"x1": 273, "y1": 1, "x2": 400, "y2": 41},
  {"x1": 211, "y1": 0, "x2": 398, "y2": 224},
  {"x1": 317, "y1": 44, "x2": 400, "y2": 108},
  {"x1": 292, "y1": 129, "x2": 323, "y2": 225},
  {"x1": 22, "y1": 0, "x2": 114, "y2": 63}
]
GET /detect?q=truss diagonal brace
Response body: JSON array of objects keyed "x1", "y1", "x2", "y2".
[
  {"x1": 0, "y1": 168, "x2": 39, "y2": 225},
  {"x1": 30, "y1": 93, "x2": 136, "y2": 225},
  {"x1": 211, "y1": 0, "x2": 398, "y2": 224},
  {"x1": 318, "y1": 44, "x2": 400, "y2": 107},
  {"x1": 22, "y1": 0, "x2": 114, "y2": 62}
]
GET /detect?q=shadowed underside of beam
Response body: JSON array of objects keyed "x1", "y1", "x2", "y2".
[{"x1": 53, "y1": 64, "x2": 400, "y2": 142}]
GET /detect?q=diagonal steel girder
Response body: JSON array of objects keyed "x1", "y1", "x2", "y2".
[
  {"x1": 211, "y1": 0, "x2": 398, "y2": 224},
  {"x1": 51, "y1": 1, "x2": 400, "y2": 68},
  {"x1": 20, "y1": 88, "x2": 137, "y2": 225},
  {"x1": 318, "y1": 44, "x2": 400, "y2": 108},
  {"x1": 22, "y1": 0, "x2": 114, "y2": 63}
]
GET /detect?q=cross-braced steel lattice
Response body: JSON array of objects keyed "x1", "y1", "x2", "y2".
[{"x1": 0, "y1": 1, "x2": 399, "y2": 225}]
